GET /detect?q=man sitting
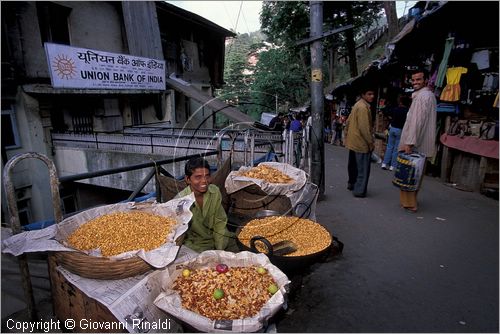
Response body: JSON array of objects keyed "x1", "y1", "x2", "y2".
[{"x1": 177, "y1": 157, "x2": 238, "y2": 252}]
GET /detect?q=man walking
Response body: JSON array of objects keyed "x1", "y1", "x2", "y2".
[
  {"x1": 398, "y1": 68, "x2": 437, "y2": 212},
  {"x1": 345, "y1": 87, "x2": 375, "y2": 198}
]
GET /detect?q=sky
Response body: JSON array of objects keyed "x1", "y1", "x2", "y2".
[{"x1": 166, "y1": 1, "x2": 417, "y2": 34}]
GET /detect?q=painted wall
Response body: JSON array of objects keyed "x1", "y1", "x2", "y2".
[
  {"x1": 16, "y1": 2, "x2": 125, "y2": 79},
  {"x1": 54, "y1": 148, "x2": 185, "y2": 193},
  {"x1": 2, "y1": 89, "x2": 56, "y2": 222}
]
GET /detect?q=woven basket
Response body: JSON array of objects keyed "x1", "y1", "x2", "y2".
[
  {"x1": 53, "y1": 251, "x2": 154, "y2": 280},
  {"x1": 54, "y1": 235, "x2": 186, "y2": 280}
]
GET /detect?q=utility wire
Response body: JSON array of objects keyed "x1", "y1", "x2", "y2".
[
  {"x1": 234, "y1": 1, "x2": 243, "y2": 33},
  {"x1": 222, "y1": 2, "x2": 236, "y2": 31},
  {"x1": 241, "y1": 10, "x2": 251, "y2": 35}
]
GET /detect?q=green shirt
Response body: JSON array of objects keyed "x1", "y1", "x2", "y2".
[{"x1": 177, "y1": 184, "x2": 229, "y2": 252}]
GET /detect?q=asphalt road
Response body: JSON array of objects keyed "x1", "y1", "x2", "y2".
[{"x1": 276, "y1": 144, "x2": 499, "y2": 333}]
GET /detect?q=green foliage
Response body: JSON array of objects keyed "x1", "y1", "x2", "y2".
[
  {"x1": 216, "y1": 33, "x2": 256, "y2": 126},
  {"x1": 252, "y1": 48, "x2": 309, "y2": 112},
  {"x1": 215, "y1": 2, "x2": 385, "y2": 127},
  {"x1": 261, "y1": 1, "x2": 384, "y2": 82},
  {"x1": 260, "y1": 1, "x2": 310, "y2": 47}
]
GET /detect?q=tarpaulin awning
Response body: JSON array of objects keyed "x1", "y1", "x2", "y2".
[
  {"x1": 166, "y1": 77, "x2": 255, "y2": 124},
  {"x1": 440, "y1": 133, "x2": 499, "y2": 159},
  {"x1": 387, "y1": 18, "x2": 416, "y2": 46}
]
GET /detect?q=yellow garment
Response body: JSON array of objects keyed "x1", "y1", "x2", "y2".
[
  {"x1": 440, "y1": 67, "x2": 468, "y2": 102},
  {"x1": 494, "y1": 92, "x2": 499, "y2": 108},
  {"x1": 345, "y1": 98, "x2": 373, "y2": 153}
]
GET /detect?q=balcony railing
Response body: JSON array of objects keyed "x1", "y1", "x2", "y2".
[{"x1": 50, "y1": 127, "x2": 284, "y2": 166}]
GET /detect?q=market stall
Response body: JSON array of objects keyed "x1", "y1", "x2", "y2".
[{"x1": 331, "y1": 2, "x2": 499, "y2": 195}]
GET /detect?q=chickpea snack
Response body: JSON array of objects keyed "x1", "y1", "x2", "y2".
[
  {"x1": 57, "y1": 195, "x2": 195, "y2": 265},
  {"x1": 239, "y1": 164, "x2": 294, "y2": 184},
  {"x1": 67, "y1": 211, "x2": 178, "y2": 257},
  {"x1": 237, "y1": 216, "x2": 332, "y2": 257},
  {"x1": 2, "y1": 195, "x2": 196, "y2": 279},
  {"x1": 225, "y1": 162, "x2": 308, "y2": 197},
  {"x1": 154, "y1": 250, "x2": 290, "y2": 333}
]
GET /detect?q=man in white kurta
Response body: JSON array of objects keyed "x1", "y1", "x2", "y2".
[{"x1": 398, "y1": 69, "x2": 437, "y2": 212}]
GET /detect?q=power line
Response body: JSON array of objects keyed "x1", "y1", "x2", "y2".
[
  {"x1": 222, "y1": 2, "x2": 235, "y2": 30},
  {"x1": 234, "y1": 1, "x2": 243, "y2": 33},
  {"x1": 241, "y1": 8, "x2": 251, "y2": 35}
]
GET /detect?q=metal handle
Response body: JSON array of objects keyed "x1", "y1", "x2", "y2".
[{"x1": 249, "y1": 236, "x2": 273, "y2": 257}]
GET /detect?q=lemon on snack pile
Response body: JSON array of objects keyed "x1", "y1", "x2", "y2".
[{"x1": 240, "y1": 165, "x2": 293, "y2": 184}]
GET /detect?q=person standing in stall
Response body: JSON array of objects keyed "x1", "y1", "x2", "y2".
[{"x1": 398, "y1": 68, "x2": 437, "y2": 212}]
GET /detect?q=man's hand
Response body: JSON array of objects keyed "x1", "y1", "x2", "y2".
[
  {"x1": 369, "y1": 142, "x2": 375, "y2": 151},
  {"x1": 403, "y1": 145, "x2": 413, "y2": 154}
]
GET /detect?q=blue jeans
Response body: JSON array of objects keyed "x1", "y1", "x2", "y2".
[{"x1": 383, "y1": 126, "x2": 402, "y2": 168}]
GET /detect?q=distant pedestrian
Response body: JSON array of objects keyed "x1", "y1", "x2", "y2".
[
  {"x1": 290, "y1": 114, "x2": 302, "y2": 132},
  {"x1": 381, "y1": 94, "x2": 410, "y2": 171},
  {"x1": 330, "y1": 114, "x2": 338, "y2": 144},
  {"x1": 398, "y1": 68, "x2": 437, "y2": 212},
  {"x1": 335, "y1": 115, "x2": 345, "y2": 146},
  {"x1": 345, "y1": 87, "x2": 375, "y2": 198},
  {"x1": 269, "y1": 112, "x2": 284, "y2": 131}
]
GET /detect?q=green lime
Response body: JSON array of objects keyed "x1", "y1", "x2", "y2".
[
  {"x1": 213, "y1": 288, "x2": 224, "y2": 300},
  {"x1": 256, "y1": 267, "x2": 267, "y2": 274},
  {"x1": 268, "y1": 284, "x2": 279, "y2": 294}
]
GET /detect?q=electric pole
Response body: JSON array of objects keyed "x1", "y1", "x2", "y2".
[{"x1": 310, "y1": 1, "x2": 325, "y2": 197}]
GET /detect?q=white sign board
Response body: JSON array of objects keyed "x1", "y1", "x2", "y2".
[{"x1": 45, "y1": 43, "x2": 166, "y2": 90}]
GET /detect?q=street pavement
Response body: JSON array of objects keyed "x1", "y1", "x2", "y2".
[{"x1": 276, "y1": 144, "x2": 499, "y2": 333}]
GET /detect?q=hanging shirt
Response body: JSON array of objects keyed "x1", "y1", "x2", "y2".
[
  {"x1": 440, "y1": 67, "x2": 468, "y2": 102},
  {"x1": 471, "y1": 50, "x2": 490, "y2": 70},
  {"x1": 177, "y1": 184, "x2": 229, "y2": 252}
]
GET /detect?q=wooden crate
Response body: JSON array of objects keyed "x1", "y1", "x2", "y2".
[
  {"x1": 48, "y1": 255, "x2": 128, "y2": 333},
  {"x1": 450, "y1": 152, "x2": 481, "y2": 192}
]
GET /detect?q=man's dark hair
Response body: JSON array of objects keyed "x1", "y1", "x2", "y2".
[
  {"x1": 359, "y1": 86, "x2": 375, "y2": 95},
  {"x1": 185, "y1": 157, "x2": 211, "y2": 177},
  {"x1": 410, "y1": 67, "x2": 429, "y2": 79}
]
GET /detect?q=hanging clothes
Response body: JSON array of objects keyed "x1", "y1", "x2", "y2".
[
  {"x1": 471, "y1": 50, "x2": 490, "y2": 70},
  {"x1": 440, "y1": 67, "x2": 468, "y2": 102},
  {"x1": 435, "y1": 37, "x2": 455, "y2": 88}
]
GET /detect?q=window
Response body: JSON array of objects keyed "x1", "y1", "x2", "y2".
[
  {"x1": 1, "y1": 103, "x2": 21, "y2": 149},
  {"x1": 60, "y1": 185, "x2": 78, "y2": 215},
  {"x1": 16, "y1": 187, "x2": 32, "y2": 226},
  {"x1": 61, "y1": 194, "x2": 77, "y2": 215},
  {"x1": 131, "y1": 99, "x2": 143, "y2": 126},
  {"x1": 184, "y1": 97, "x2": 191, "y2": 121},
  {"x1": 36, "y1": 2, "x2": 71, "y2": 44},
  {"x1": 17, "y1": 199, "x2": 32, "y2": 226}
]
